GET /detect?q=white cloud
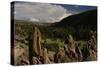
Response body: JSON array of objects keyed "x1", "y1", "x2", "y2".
[{"x1": 14, "y1": 2, "x2": 72, "y2": 23}]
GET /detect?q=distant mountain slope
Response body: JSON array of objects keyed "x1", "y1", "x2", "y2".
[
  {"x1": 48, "y1": 9, "x2": 97, "y2": 40},
  {"x1": 54, "y1": 9, "x2": 97, "y2": 30}
]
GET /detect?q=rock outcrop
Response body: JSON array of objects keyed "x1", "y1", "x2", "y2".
[
  {"x1": 64, "y1": 34, "x2": 78, "y2": 62},
  {"x1": 54, "y1": 47, "x2": 65, "y2": 63},
  {"x1": 86, "y1": 31, "x2": 97, "y2": 61},
  {"x1": 29, "y1": 26, "x2": 51, "y2": 64},
  {"x1": 42, "y1": 48, "x2": 51, "y2": 64},
  {"x1": 32, "y1": 26, "x2": 42, "y2": 56}
]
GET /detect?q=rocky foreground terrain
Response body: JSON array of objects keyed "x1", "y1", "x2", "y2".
[{"x1": 11, "y1": 22, "x2": 97, "y2": 65}]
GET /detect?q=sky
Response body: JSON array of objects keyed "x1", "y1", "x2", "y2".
[
  {"x1": 13, "y1": 1, "x2": 97, "y2": 23},
  {"x1": 59, "y1": 4, "x2": 97, "y2": 14}
]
